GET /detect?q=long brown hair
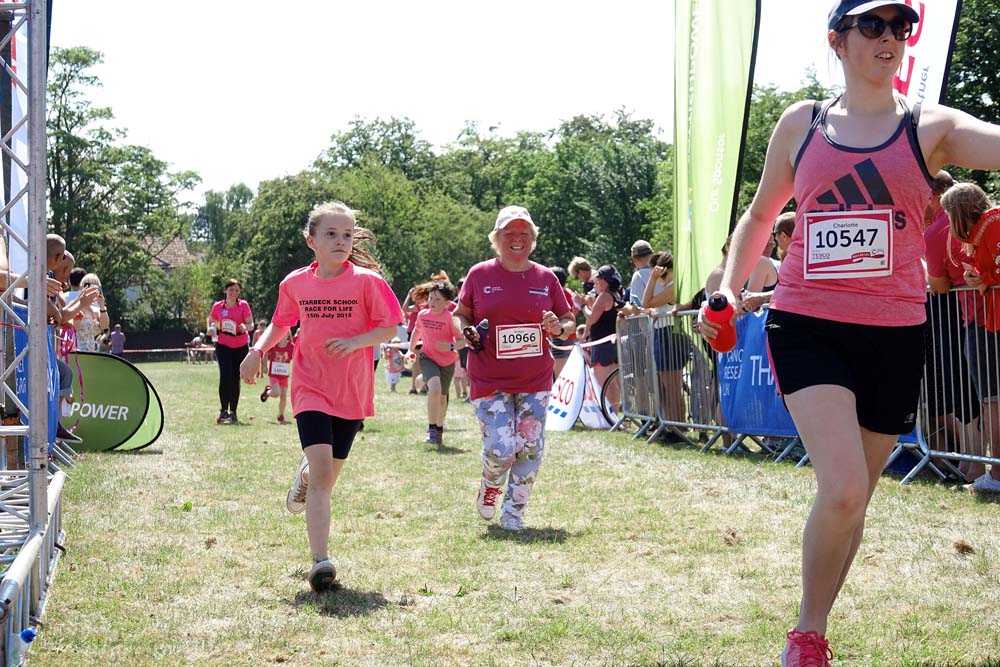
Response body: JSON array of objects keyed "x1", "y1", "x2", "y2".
[
  {"x1": 304, "y1": 201, "x2": 384, "y2": 275},
  {"x1": 941, "y1": 183, "x2": 990, "y2": 243}
]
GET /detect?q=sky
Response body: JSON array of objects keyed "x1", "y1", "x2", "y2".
[{"x1": 48, "y1": 1, "x2": 837, "y2": 200}]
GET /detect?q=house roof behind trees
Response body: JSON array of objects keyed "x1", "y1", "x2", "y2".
[{"x1": 143, "y1": 236, "x2": 203, "y2": 272}]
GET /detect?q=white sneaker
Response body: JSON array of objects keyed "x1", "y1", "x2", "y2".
[
  {"x1": 476, "y1": 479, "x2": 502, "y2": 521},
  {"x1": 286, "y1": 456, "x2": 309, "y2": 514},
  {"x1": 966, "y1": 472, "x2": 1000, "y2": 493},
  {"x1": 499, "y1": 513, "x2": 524, "y2": 532},
  {"x1": 308, "y1": 559, "x2": 336, "y2": 593}
]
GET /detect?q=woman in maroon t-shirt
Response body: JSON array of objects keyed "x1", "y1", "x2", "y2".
[{"x1": 456, "y1": 206, "x2": 574, "y2": 532}]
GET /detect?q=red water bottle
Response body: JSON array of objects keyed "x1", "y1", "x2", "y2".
[{"x1": 704, "y1": 294, "x2": 737, "y2": 353}]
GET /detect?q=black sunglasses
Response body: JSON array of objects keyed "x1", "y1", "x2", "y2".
[{"x1": 840, "y1": 14, "x2": 912, "y2": 41}]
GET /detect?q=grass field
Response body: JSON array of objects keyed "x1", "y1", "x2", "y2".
[{"x1": 26, "y1": 361, "x2": 1000, "y2": 667}]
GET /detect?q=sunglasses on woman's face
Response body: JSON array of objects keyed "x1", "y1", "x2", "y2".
[{"x1": 841, "y1": 14, "x2": 912, "y2": 41}]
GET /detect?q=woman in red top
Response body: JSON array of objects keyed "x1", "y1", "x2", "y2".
[
  {"x1": 209, "y1": 278, "x2": 254, "y2": 424},
  {"x1": 456, "y1": 206, "x2": 574, "y2": 532},
  {"x1": 700, "y1": 2, "x2": 1000, "y2": 663}
]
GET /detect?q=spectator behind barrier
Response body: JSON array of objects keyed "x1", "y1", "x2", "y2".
[
  {"x1": 641, "y1": 250, "x2": 691, "y2": 431},
  {"x1": 743, "y1": 212, "x2": 796, "y2": 311},
  {"x1": 941, "y1": 181, "x2": 1000, "y2": 493},
  {"x1": 923, "y1": 171, "x2": 983, "y2": 482},
  {"x1": 69, "y1": 272, "x2": 110, "y2": 353},
  {"x1": 583, "y1": 264, "x2": 624, "y2": 414},
  {"x1": 567, "y1": 256, "x2": 594, "y2": 310},
  {"x1": 628, "y1": 240, "x2": 654, "y2": 306}
]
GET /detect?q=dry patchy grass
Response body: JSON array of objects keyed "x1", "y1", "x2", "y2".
[{"x1": 27, "y1": 362, "x2": 1000, "y2": 667}]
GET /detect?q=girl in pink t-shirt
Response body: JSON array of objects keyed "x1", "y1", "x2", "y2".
[
  {"x1": 260, "y1": 330, "x2": 296, "y2": 423},
  {"x1": 239, "y1": 201, "x2": 403, "y2": 594},
  {"x1": 409, "y1": 282, "x2": 463, "y2": 445}
]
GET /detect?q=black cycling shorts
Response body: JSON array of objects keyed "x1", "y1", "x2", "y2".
[
  {"x1": 765, "y1": 309, "x2": 924, "y2": 435},
  {"x1": 295, "y1": 411, "x2": 363, "y2": 459}
]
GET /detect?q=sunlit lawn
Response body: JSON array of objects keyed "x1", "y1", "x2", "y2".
[{"x1": 27, "y1": 361, "x2": 1000, "y2": 667}]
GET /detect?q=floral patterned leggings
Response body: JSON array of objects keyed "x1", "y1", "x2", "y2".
[{"x1": 471, "y1": 390, "x2": 550, "y2": 521}]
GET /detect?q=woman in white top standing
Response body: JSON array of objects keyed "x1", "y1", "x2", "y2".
[{"x1": 73, "y1": 273, "x2": 110, "y2": 352}]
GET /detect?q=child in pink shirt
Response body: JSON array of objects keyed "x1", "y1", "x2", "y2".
[
  {"x1": 409, "y1": 282, "x2": 463, "y2": 444},
  {"x1": 260, "y1": 330, "x2": 296, "y2": 423},
  {"x1": 382, "y1": 338, "x2": 405, "y2": 392},
  {"x1": 239, "y1": 201, "x2": 403, "y2": 594}
]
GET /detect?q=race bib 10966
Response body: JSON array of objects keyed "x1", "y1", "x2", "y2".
[
  {"x1": 803, "y1": 210, "x2": 893, "y2": 280},
  {"x1": 495, "y1": 324, "x2": 543, "y2": 359}
]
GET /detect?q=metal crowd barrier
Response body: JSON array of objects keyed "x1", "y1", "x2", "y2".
[
  {"x1": 0, "y1": 471, "x2": 66, "y2": 667},
  {"x1": 615, "y1": 312, "x2": 729, "y2": 449},
  {"x1": 613, "y1": 315, "x2": 659, "y2": 438},
  {"x1": 896, "y1": 285, "x2": 1000, "y2": 484},
  {"x1": 614, "y1": 288, "x2": 1000, "y2": 486}
]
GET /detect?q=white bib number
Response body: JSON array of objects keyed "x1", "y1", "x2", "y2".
[
  {"x1": 221, "y1": 319, "x2": 237, "y2": 335},
  {"x1": 495, "y1": 324, "x2": 543, "y2": 359},
  {"x1": 803, "y1": 210, "x2": 892, "y2": 280},
  {"x1": 270, "y1": 361, "x2": 290, "y2": 376}
]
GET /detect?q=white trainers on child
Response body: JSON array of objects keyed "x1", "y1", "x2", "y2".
[
  {"x1": 308, "y1": 559, "x2": 337, "y2": 593},
  {"x1": 286, "y1": 456, "x2": 309, "y2": 514}
]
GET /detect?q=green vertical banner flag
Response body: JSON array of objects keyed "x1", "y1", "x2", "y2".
[{"x1": 673, "y1": 0, "x2": 760, "y2": 301}]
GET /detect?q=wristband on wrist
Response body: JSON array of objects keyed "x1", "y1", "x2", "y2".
[{"x1": 250, "y1": 347, "x2": 263, "y2": 356}]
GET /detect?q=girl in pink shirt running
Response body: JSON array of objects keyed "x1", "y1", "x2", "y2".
[
  {"x1": 409, "y1": 281, "x2": 463, "y2": 445},
  {"x1": 239, "y1": 201, "x2": 403, "y2": 594}
]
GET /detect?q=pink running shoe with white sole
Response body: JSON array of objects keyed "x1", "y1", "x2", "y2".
[{"x1": 781, "y1": 629, "x2": 832, "y2": 667}]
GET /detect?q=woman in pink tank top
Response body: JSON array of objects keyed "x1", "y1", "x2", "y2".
[{"x1": 700, "y1": 2, "x2": 1000, "y2": 664}]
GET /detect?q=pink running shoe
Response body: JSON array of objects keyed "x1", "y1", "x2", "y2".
[{"x1": 781, "y1": 629, "x2": 833, "y2": 667}]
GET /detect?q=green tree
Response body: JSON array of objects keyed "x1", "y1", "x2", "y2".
[
  {"x1": 192, "y1": 183, "x2": 253, "y2": 249},
  {"x1": 47, "y1": 47, "x2": 200, "y2": 326},
  {"x1": 736, "y1": 72, "x2": 837, "y2": 217},
  {"x1": 509, "y1": 111, "x2": 668, "y2": 270},
  {"x1": 942, "y1": 0, "x2": 1000, "y2": 193},
  {"x1": 314, "y1": 116, "x2": 436, "y2": 182}
]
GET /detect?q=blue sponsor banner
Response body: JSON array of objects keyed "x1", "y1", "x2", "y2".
[
  {"x1": 12, "y1": 306, "x2": 59, "y2": 448},
  {"x1": 717, "y1": 310, "x2": 797, "y2": 437}
]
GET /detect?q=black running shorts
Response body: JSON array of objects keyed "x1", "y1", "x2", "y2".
[
  {"x1": 295, "y1": 411, "x2": 363, "y2": 459},
  {"x1": 765, "y1": 309, "x2": 924, "y2": 435}
]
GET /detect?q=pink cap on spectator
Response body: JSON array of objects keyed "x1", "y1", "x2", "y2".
[{"x1": 494, "y1": 206, "x2": 534, "y2": 231}]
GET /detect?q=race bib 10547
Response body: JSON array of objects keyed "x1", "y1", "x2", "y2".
[{"x1": 803, "y1": 209, "x2": 893, "y2": 280}]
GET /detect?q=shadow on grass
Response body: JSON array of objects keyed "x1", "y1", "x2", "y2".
[
  {"x1": 117, "y1": 448, "x2": 164, "y2": 456},
  {"x1": 482, "y1": 524, "x2": 575, "y2": 543},
  {"x1": 292, "y1": 583, "x2": 389, "y2": 617},
  {"x1": 970, "y1": 490, "x2": 1000, "y2": 505},
  {"x1": 426, "y1": 443, "x2": 467, "y2": 455}
]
